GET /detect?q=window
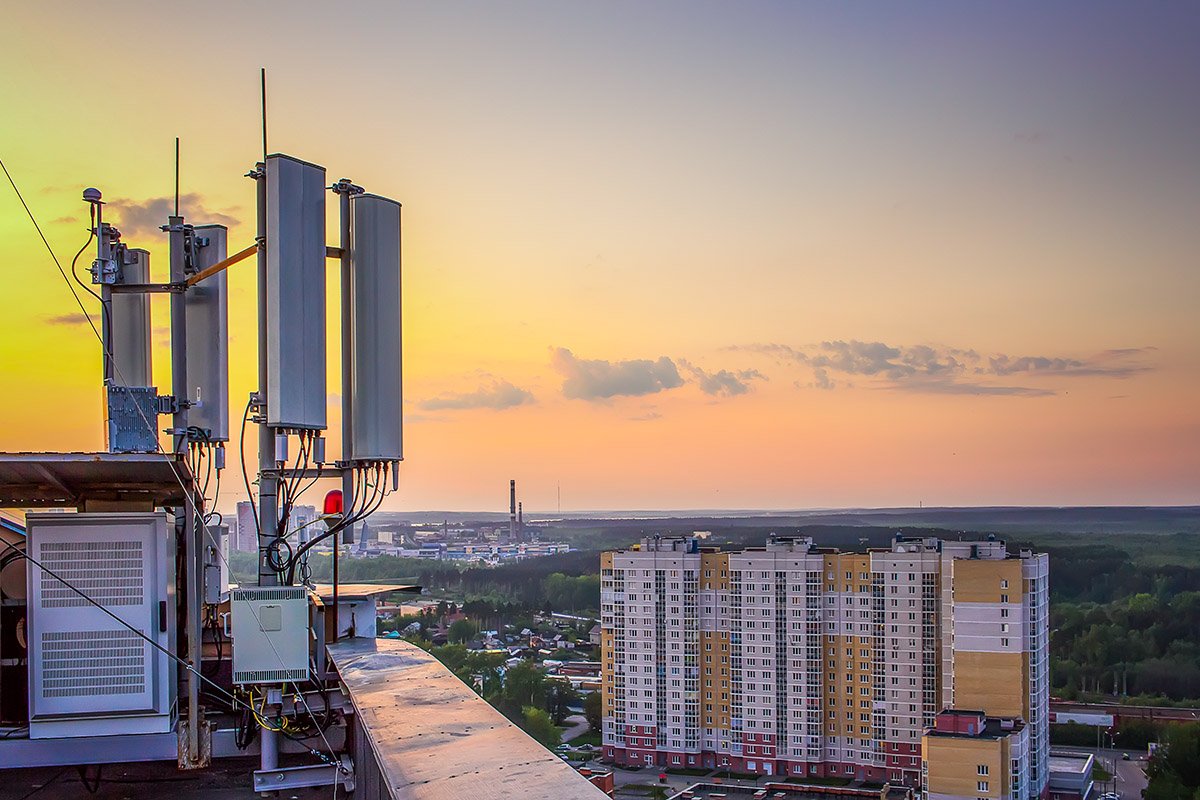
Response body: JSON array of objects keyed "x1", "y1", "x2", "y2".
[
  {"x1": 978, "y1": 765, "x2": 989, "y2": 776},
  {"x1": 977, "y1": 781, "x2": 989, "y2": 792}
]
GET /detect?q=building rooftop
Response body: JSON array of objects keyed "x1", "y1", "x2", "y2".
[
  {"x1": 669, "y1": 782, "x2": 912, "y2": 800},
  {"x1": 926, "y1": 716, "x2": 1025, "y2": 741},
  {"x1": 310, "y1": 582, "x2": 421, "y2": 600},
  {"x1": 1048, "y1": 754, "x2": 1093, "y2": 775},
  {"x1": 0, "y1": 451, "x2": 190, "y2": 508},
  {"x1": 329, "y1": 637, "x2": 607, "y2": 799}
]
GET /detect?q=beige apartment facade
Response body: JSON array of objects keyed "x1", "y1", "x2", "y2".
[{"x1": 600, "y1": 534, "x2": 1049, "y2": 797}]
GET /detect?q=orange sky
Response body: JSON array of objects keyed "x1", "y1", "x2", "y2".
[{"x1": 1, "y1": 3, "x2": 1197, "y2": 511}]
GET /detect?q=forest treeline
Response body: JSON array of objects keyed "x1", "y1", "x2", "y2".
[{"x1": 1015, "y1": 541, "x2": 1200, "y2": 703}]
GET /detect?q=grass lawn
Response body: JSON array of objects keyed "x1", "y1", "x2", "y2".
[
  {"x1": 1094, "y1": 765, "x2": 1113, "y2": 781},
  {"x1": 712, "y1": 770, "x2": 760, "y2": 780}
]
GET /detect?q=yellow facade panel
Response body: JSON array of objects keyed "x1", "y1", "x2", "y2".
[
  {"x1": 701, "y1": 552, "x2": 729, "y2": 590},
  {"x1": 923, "y1": 734, "x2": 1009, "y2": 799},
  {"x1": 952, "y1": 559, "x2": 1023, "y2": 603},
  {"x1": 953, "y1": 650, "x2": 1026, "y2": 719}
]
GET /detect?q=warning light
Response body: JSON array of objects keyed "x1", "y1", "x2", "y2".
[{"x1": 323, "y1": 489, "x2": 344, "y2": 516}]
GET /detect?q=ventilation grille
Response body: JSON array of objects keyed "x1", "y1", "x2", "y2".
[
  {"x1": 234, "y1": 667, "x2": 309, "y2": 684},
  {"x1": 40, "y1": 540, "x2": 145, "y2": 607},
  {"x1": 41, "y1": 629, "x2": 146, "y2": 698},
  {"x1": 232, "y1": 587, "x2": 308, "y2": 602}
]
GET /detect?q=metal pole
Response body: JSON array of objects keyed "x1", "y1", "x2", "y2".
[
  {"x1": 252, "y1": 161, "x2": 282, "y2": 781},
  {"x1": 335, "y1": 182, "x2": 354, "y2": 642},
  {"x1": 261, "y1": 722, "x2": 279, "y2": 773},
  {"x1": 96, "y1": 204, "x2": 114, "y2": 389},
  {"x1": 254, "y1": 163, "x2": 279, "y2": 586},
  {"x1": 168, "y1": 214, "x2": 200, "y2": 763}
]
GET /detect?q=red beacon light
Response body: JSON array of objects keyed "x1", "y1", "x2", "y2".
[{"x1": 323, "y1": 489, "x2": 344, "y2": 517}]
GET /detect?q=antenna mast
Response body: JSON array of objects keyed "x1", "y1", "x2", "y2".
[{"x1": 260, "y1": 68, "x2": 268, "y2": 160}]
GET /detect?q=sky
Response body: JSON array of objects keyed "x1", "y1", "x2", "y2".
[{"x1": 1, "y1": 2, "x2": 1197, "y2": 512}]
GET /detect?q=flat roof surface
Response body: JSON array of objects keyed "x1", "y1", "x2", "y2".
[
  {"x1": 670, "y1": 783, "x2": 911, "y2": 800},
  {"x1": 311, "y1": 582, "x2": 421, "y2": 600},
  {"x1": 328, "y1": 637, "x2": 607, "y2": 800},
  {"x1": 0, "y1": 452, "x2": 190, "y2": 508},
  {"x1": 1049, "y1": 755, "x2": 1092, "y2": 775}
]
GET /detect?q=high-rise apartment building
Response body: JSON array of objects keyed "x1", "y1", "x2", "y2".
[
  {"x1": 234, "y1": 501, "x2": 257, "y2": 552},
  {"x1": 600, "y1": 535, "x2": 1049, "y2": 797},
  {"x1": 232, "y1": 502, "x2": 319, "y2": 551}
]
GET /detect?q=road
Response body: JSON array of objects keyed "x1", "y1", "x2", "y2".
[
  {"x1": 560, "y1": 714, "x2": 590, "y2": 742},
  {"x1": 1056, "y1": 747, "x2": 1148, "y2": 800}
]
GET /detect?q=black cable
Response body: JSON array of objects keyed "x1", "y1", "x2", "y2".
[
  {"x1": 68, "y1": 211, "x2": 101, "y2": 305},
  {"x1": 240, "y1": 396, "x2": 261, "y2": 541},
  {"x1": 284, "y1": 466, "x2": 370, "y2": 583},
  {"x1": 65, "y1": 207, "x2": 119, "y2": 373},
  {"x1": 4, "y1": 536, "x2": 340, "y2": 765},
  {"x1": 285, "y1": 463, "x2": 393, "y2": 583},
  {"x1": 75, "y1": 765, "x2": 102, "y2": 794},
  {"x1": 207, "y1": 456, "x2": 222, "y2": 522},
  {"x1": 0, "y1": 537, "x2": 295, "y2": 742},
  {"x1": 3, "y1": 156, "x2": 344, "y2": 770},
  {"x1": 0, "y1": 158, "x2": 111, "y2": 376},
  {"x1": 265, "y1": 536, "x2": 292, "y2": 573}
]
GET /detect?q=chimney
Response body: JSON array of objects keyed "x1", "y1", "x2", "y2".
[
  {"x1": 509, "y1": 480, "x2": 517, "y2": 540},
  {"x1": 518, "y1": 501, "x2": 524, "y2": 541}
]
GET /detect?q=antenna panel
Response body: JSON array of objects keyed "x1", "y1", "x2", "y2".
[
  {"x1": 111, "y1": 249, "x2": 152, "y2": 388},
  {"x1": 266, "y1": 154, "x2": 327, "y2": 430},
  {"x1": 350, "y1": 194, "x2": 403, "y2": 462},
  {"x1": 186, "y1": 225, "x2": 230, "y2": 441}
]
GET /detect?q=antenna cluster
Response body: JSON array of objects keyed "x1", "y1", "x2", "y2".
[{"x1": 88, "y1": 148, "x2": 403, "y2": 585}]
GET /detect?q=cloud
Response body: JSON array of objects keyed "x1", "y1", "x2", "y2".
[
  {"x1": 736, "y1": 339, "x2": 1154, "y2": 397},
  {"x1": 987, "y1": 350, "x2": 1152, "y2": 378},
  {"x1": 726, "y1": 343, "x2": 809, "y2": 365},
  {"x1": 111, "y1": 193, "x2": 239, "y2": 238},
  {"x1": 888, "y1": 380, "x2": 1054, "y2": 397},
  {"x1": 551, "y1": 347, "x2": 684, "y2": 400},
  {"x1": 678, "y1": 359, "x2": 765, "y2": 397},
  {"x1": 419, "y1": 380, "x2": 535, "y2": 411},
  {"x1": 405, "y1": 413, "x2": 449, "y2": 424},
  {"x1": 51, "y1": 215, "x2": 79, "y2": 225},
  {"x1": 807, "y1": 340, "x2": 974, "y2": 381},
  {"x1": 45, "y1": 312, "x2": 90, "y2": 326},
  {"x1": 811, "y1": 367, "x2": 834, "y2": 390}
]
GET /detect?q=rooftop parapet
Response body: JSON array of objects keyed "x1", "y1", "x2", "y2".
[{"x1": 328, "y1": 637, "x2": 608, "y2": 800}]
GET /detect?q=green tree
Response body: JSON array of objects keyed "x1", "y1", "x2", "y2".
[
  {"x1": 503, "y1": 661, "x2": 547, "y2": 716},
  {"x1": 1146, "y1": 722, "x2": 1200, "y2": 800},
  {"x1": 448, "y1": 618, "x2": 479, "y2": 644},
  {"x1": 584, "y1": 690, "x2": 602, "y2": 732},
  {"x1": 521, "y1": 706, "x2": 561, "y2": 749},
  {"x1": 546, "y1": 680, "x2": 581, "y2": 724}
]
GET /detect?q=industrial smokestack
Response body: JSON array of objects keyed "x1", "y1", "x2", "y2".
[
  {"x1": 518, "y1": 502, "x2": 524, "y2": 541},
  {"x1": 509, "y1": 479, "x2": 517, "y2": 540}
]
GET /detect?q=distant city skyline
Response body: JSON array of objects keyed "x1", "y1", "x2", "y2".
[{"x1": 2, "y1": 2, "x2": 1197, "y2": 510}]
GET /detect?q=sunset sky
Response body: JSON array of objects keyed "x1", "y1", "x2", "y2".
[{"x1": 1, "y1": 2, "x2": 1197, "y2": 512}]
